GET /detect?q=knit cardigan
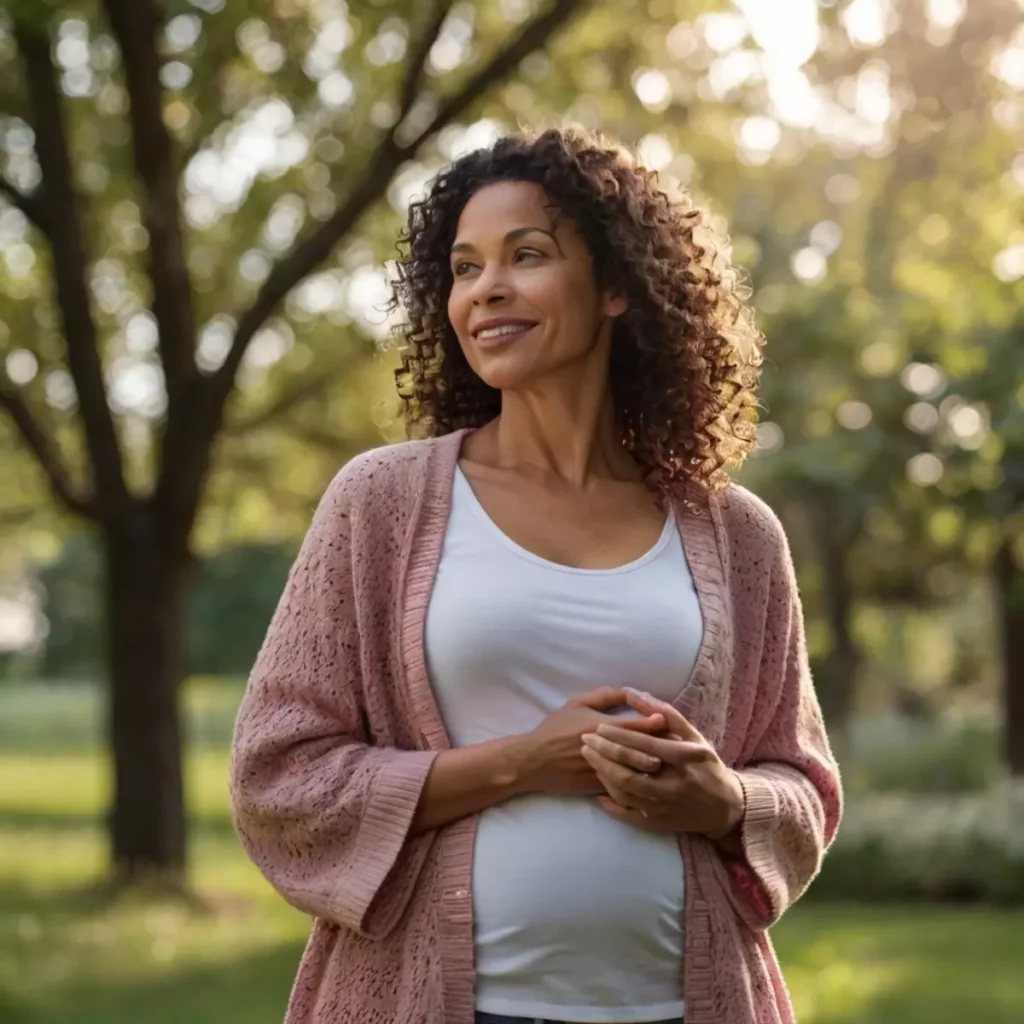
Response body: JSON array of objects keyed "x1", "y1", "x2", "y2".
[{"x1": 229, "y1": 426, "x2": 843, "y2": 1024}]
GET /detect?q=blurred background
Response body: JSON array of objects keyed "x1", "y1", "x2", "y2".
[{"x1": 0, "y1": 0, "x2": 1022, "y2": 1021}]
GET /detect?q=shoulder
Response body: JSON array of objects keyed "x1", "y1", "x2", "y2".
[
  {"x1": 714, "y1": 481, "x2": 793, "y2": 568},
  {"x1": 329, "y1": 437, "x2": 434, "y2": 498},
  {"x1": 315, "y1": 433, "x2": 457, "y2": 522},
  {"x1": 299, "y1": 436, "x2": 448, "y2": 558}
]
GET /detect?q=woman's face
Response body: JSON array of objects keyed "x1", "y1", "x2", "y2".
[{"x1": 446, "y1": 180, "x2": 625, "y2": 392}]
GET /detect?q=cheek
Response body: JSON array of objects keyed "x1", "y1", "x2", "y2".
[
  {"x1": 446, "y1": 285, "x2": 467, "y2": 334},
  {"x1": 446, "y1": 285, "x2": 484, "y2": 370},
  {"x1": 527, "y1": 267, "x2": 598, "y2": 332},
  {"x1": 521, "y1": 267, "x2": 569, "y2": 308}
]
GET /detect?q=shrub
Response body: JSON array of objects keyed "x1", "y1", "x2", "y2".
[
  {"x1": 810, "y1": 780, "x2": 1024, "y2": 905},
  {"x1": 845, "y1": 715, "x2": 1000, "y2": 795}
]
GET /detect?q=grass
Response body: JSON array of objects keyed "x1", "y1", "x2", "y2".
[{"x1": 0, "y1": 682, "x2": 1022, "y2": 1023}]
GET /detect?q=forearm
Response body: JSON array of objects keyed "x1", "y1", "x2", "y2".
[{"x1": 409, "y1": 734, "x2": 531, "y2": 837}]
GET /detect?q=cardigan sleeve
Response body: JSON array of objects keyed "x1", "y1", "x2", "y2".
[
  {"x1": 229, "y1": 459, "x2": 439, "y2": 940},
  {"x1": 723, "y1": 511, "x2": 844, "y2": 932}
]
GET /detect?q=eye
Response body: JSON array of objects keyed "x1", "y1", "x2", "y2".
[
  {"x1": 514, "y1": 248, "x2": 544, "y2": 263},
  {"x1": 451, "y1": 261, "x2": 476, "y2": 276}
]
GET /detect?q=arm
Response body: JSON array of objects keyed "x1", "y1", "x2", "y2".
[
  {"x1": 410, "y1": 737, "x2": 530, "y2": 837},
  {"x1": 722, "y1": 520, "x2": 844, "y2": 932},
  {"x1": 229, "y1": 462, "x2": 433, "y2": 939},
  {"x1": 230, "y1": 457, "x2": 539, "y2": 939}
]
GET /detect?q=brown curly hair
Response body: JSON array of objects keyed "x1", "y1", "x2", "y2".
[{"x1": 386, "y1": 125, "x2": 764, "y2": 493}]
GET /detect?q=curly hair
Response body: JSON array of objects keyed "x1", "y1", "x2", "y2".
[{"x1": 386, "y1": 125, "x2": 764, "y2": 493}]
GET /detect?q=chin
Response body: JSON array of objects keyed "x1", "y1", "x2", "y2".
[{"x1": 467, "y1": 349, "x2": 540, "y2": 392}]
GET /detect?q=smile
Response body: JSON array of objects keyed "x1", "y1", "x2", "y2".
[{"x1": 474, "y1": 323, "x2": 536, "y2": 345}]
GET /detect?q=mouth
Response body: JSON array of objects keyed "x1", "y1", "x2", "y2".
[{"x1": 471, "y1": 319, "x2": 538, "y2": 347}]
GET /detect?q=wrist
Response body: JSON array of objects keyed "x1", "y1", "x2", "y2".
[
  {"x1": 493, "y1": 733, "x2": 535, "y2": 797},
  {"x1": 707, "y1": 770, "x2": 746, "y2": 843}
]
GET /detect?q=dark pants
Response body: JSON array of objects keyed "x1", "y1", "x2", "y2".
[{"x1": 474, "y1": 1014, "x2": 684, "y2": 1024}]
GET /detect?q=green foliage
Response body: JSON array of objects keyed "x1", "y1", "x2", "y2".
[
  {"x1": 846, "y1": 715, "x2": 1002, "y2": 795},
  {"x1": 34, "y1": 535, "x2": 294, "y2": 679},
  {"x1": 187, "y1": 544, "x2": 295, "y2": 676},
  {"x1": 1, "y1": 0, "x2": 1020, "y2": 729},
  {"x1": 35, "y1": 535, "x2": 104, "y2": 679},
  {"x1": 812, "y1": 784, "x2": 1024, "y2": 905},
  {"x1": 0, "y1": 677, "x2": 244, "y2": 754}
]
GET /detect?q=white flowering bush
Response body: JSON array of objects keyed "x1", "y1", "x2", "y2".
[{"x1": 810, "y1": 778, "x2": 1024, "y2": 904}]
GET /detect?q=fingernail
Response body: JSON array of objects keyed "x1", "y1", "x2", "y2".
[{"x1": 628, "y1": 686, "x2": 657, "y2": 702}]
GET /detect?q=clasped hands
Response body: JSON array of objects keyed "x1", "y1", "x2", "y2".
[{"x1": 580, "y1": 687, "x2": 746, "y2": 846}]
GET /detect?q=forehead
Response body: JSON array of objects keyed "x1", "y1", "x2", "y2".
[{"x1": 453, "y1": 180, "x2": 564, "y2": 240}]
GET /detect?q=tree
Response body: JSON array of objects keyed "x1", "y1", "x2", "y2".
[
  {"x1": 715, "y1": 0, "x2": 1024, "y2": 765},
  {"x1": 3, "y1": 0, "x2": 1022, "y2": 890},
  {"x1": 0, "y1": 0, "x2": 592, "y2": 883}
]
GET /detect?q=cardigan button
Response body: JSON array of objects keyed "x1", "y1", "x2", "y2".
[{"x1": 454, "y1": 888, "x2": 469, "y2": 898}]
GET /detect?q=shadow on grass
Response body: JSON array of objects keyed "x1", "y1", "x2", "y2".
[
  {"x1": 0, "y1": 875, "x2": 306, "y2": 1024},
  {"x1": 0, "y1": 877, "x2": 125, "y2": 917},
  {"x1": 6, "y1": 939, "x2": 306, "y2": 1024},
  {"x1": 773, "y1": 903, "x2": 1024, "y2": 1024},
  {"x1": 5, "y1": 880, "x2": 1022, "y2": 1024}
]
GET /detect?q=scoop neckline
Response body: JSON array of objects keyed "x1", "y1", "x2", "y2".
[{"x1": 454, "y1": 463, "x2": 677, "y2": 576}]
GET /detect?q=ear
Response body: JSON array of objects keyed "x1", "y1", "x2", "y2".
[{"x1": 601, "y1": 289, "x2": 628, "y2": 319}]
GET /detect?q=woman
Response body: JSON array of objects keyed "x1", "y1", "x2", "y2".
[{"x1": 230, "y1": 126, "x2": 842, "y2": 1024}]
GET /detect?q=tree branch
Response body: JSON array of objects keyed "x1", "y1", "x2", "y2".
[
  {"x1": 14, "y1": 20, "x2": 129, "y2": 520},
  {"x1": 398, "y1": 1, "x2": 455, "y2": 119},
  {"x1": 223, "y1": 367, "x2": 346, "y2": 435},
  {"x1": 100, "y1": 0, "x2": 198, "y2": 404},
  {"x1": 415, "y1": 0, "x2": 584, "y2": 144},
  {"x1": 0, "y1": 504, "x2": 43, "y2": 529},
  {"x1": 205, "y1": 0, "x2": 585, "y2": 442},
  {"x1": 277, "y1": 421, "x2": 356, "y2": 453},
  {"x1": 0, "y1": 380, "x2": 93, "y2": 517},
  {"x1": 0, "y1": 176, "x2": 47, "y2": 233}
]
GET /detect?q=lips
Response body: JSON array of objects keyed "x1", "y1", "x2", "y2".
[{"x1": 471, "y1": 318, "x2": 538, "y2": 346}]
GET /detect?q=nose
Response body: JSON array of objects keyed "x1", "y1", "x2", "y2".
[{"x1": 468, "y1": 263, "x2": 511, "y2": 307}]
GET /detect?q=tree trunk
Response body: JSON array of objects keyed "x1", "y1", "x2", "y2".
[
  {"x1": 996, "y1": 532, "x2": 1024, "y2": 777},
  {"x1": 104, "y1": 521, "x2": 192, "y2": 882}
]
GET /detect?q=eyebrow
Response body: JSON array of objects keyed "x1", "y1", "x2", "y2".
[{"x1": 450, "y1": 225, "x2": 560, "y2": 254}]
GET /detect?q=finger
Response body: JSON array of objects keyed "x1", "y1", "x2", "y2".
[
  {"x1": 609, "y1": 713, "x2": 665, "y2": 734},
  {"x1": 581, "y1": 745, "x2": 663, "y2": 801},
  {"x1": 622, "y1": 689, "x2": 703, "y2": 742},
  {"x1": 598, "y1": 779, "x2": 644, "y2": 813},
  {"x1": 596, "y1": 794, "x2": 654, "y2": 828},
  {"x1": 566, "y1": 686, "x2": 630, "y2": 711},
  {"x1": 592, "y1": 725, "x2": 708, "y2": 765},
  {"x1": 592, "y1": 768, "x2": 645, "y2": 812},
  {"x1": 581, "y1": 731, "x2": 663, "y2": 773}
]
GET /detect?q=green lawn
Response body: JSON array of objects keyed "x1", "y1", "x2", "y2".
[{"x1": 0, "y1": 683, "x2": 1021, "y2": 1023}]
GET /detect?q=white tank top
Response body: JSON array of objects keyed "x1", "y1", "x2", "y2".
[{"x1": 424, "y1": 465, "x2": 703, "y2": 1023}]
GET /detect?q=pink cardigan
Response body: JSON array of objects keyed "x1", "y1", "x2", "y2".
[{"x1": 229, "y1": 427, "x2": 843, "y2": 1024}]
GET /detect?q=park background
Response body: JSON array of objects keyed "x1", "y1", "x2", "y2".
[{"x1": 0, "y1": 0, "x2": 1022, "y2": 1021}]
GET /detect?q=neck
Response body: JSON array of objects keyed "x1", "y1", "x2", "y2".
[{"x1": 489, "y1": 343, "x2": 640, "y2": 488}]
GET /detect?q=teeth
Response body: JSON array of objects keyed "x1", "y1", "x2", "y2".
[{"x1": 477, "y1": 323, "x2": 532, "y2": 339}]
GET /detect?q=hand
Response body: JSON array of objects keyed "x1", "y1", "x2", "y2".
[
  {"x1": 515, "y1": 687, "x2": 668, "y2": 797},
  {"x1": 580, "y1": 688, "x2": 745, "y2": 841}
]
